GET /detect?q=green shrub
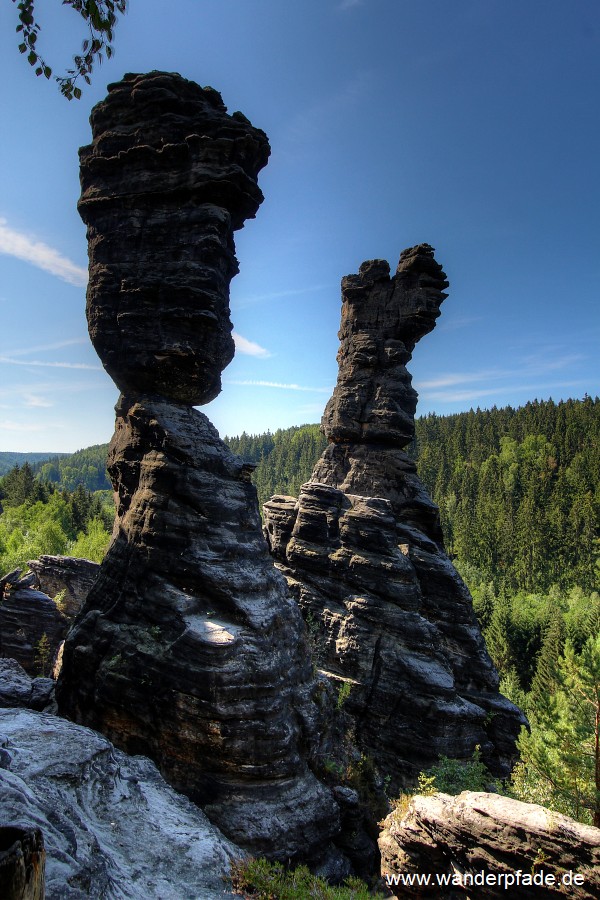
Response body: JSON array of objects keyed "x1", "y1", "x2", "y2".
[
  {"x1": 229, "y1": 857, "x2": 386, "y2": 899},
  {"x1": 418, "y1": 745, "x2": 496, "y2": 794}
]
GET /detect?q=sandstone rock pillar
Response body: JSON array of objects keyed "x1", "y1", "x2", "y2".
[
  {"x1": 264, "y1": 246, "x2": 526, "y2": 790},
  {"x1": 56, "y1": 72, "x2": 338, "y2": 861}
]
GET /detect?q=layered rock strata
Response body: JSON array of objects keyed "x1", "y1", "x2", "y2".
[
  {"x1": 27, "y1": 555, "x2": 100, "y2": 619},
  {"x1": 379, "y1": 791, "x2": 600, "y2": 899},
  {"x1": 264, "y1": 246, "x2": 525, "y2": 789},
  {"x1": 56, "y1": 71, "x2": 339, "y2": 860}
]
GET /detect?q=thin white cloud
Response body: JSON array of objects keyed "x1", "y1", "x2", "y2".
[
  {"x1": 24, "y1": 394, "x2": 53, "y2": 408},
  {"x1": 225, "y1": 379, "x2": 332, "y2": 393},
  {"x1": 233, "y1": 332, "x2": 271, "y2": 358},
  {"x1": 0, "y1": 356, "x2": 101, "y2": 371},
  {"x1": 417, "y1": 371, "x2": 497, "y2": 390},
  {"x1": 234, "y1": 283, "x2": 333, "y2": 309},
  {"x1": 520, "y1": 352, "x2": 584, "y2": 372},
  {"x1": 416, "y1": 354, "x2": 585, "y2": 392},
  {"x1": 7, "y1": 337, "x2": 88, "y2": 358},
  {"x1": 438, "y1": 315, "x2": 484, "y2": 332},
  {"x1": 423, "y1": 380, "x2": 588, "y2": 404},
  {"x1": 0, "y1": 218, "x2": 88, "y2": 287},
  {"x1": 0, "y1": 378, "x2": 108, "y2": 400}
]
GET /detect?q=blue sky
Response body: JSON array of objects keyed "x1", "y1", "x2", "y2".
[{"x1": 0, "y1": 0, "x2": 598, "y2": 453}]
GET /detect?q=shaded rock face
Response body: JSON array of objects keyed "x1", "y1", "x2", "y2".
[
  {"x1": 264, "y1": 246, "x2": 525, "y2": 789},
  {"x1": 0, "y1": 659, "x2": 54, "y2": 712},
  {"x1": 0, "y1": 708, "x2": 240, "y2": 899},
  {"x1": 0, "y1": 588, "x2": 67, "y2": 676},
  {"x1": 379, "y1": 791, "x2": 600, "y2": 899},
  {"x1": 27, "y1": 555, "x2": 100, "y2": 619},
  {"x1": 56, "y1": 71, "x2": 339, "y2": 861},
  {"x1": 0, "y1": 825, "x2": 45, "y2": 900}
]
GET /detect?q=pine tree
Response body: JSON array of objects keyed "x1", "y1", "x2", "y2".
[
  {"x1": 529, "y1": 609, "x2": 565, "y2": 709},
  {"x1": 484, "y1": 593, "x2": 515, "y2": 677},
  {"x1": 516, "y1": 635, "x2": 600, "y2": 826},
  {"x1": 35, "y1": 633, "x2": 52, "y2": 677}
]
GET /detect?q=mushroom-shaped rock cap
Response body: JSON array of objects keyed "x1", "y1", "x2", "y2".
[{"x1": 79, "y1": 71, "x2": 270, "y2": 405}]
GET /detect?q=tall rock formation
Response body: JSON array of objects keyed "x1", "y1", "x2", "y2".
[
  {"x1": 56, "y1": 72, "x2": 339, "y2": 861},
  {"x1": 264, "y1": 246, "x2": 525, "y2": 790}
]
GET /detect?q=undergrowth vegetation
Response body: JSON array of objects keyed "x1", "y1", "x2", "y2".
[{"x1": 229, "y1": 858, "x2": 386, "y2": 899}]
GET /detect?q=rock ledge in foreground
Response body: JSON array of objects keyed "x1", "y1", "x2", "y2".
[{"x1": 379, "y1": 791, "x2": 600, "y2": 899}]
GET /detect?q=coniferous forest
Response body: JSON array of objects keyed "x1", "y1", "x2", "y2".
[{"x1": 1, "y1": 396, "x2": 598, "y2": 823}]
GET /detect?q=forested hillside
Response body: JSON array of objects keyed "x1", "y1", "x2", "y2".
[
  {"x1": 0, "y1": 451, "x2": 67, "y2": 477},
  {"x1": 412, "y1": 396, "x2": 598, "y2": 595},
  {"x1": 3, "y1": 399, "x2": 597, "y2": 600},
  {"x1": 226, "y1": 398, "x2": 598, "y2": 592},
  {"x1": 33, "y1": 444, "x2": 111, "y2": 491},
  {"x1": 225, "y1": 425, "x2": 327, "y2": 508}
]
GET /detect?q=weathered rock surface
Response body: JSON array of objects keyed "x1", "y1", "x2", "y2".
[
  {"x1": 27, "y1": 555, "x2": 100, "y2": 619},
  {"x1": 264, "y1": 246, "x2": 525, "y2": 790},
  {"x1": 57, "y1": 399, "x2": 339, "y2": 858},
  {"x1": 0, "y1": 708, "x2": 240, "y2": 899},
  {"x1": 379, "y1": 791, "x2": 600, "y2": 899},
  {"x1": 56, "y1": 71, "x2": 340, "y2": 863},
  {"x1": 78, "y1": 70, "x2": 269, "y2": 405},
  {"x1": 0, "y1": 588, "x2": 67, "y2": 676},
  {"x1": 0, "y1": 659, "x2": 54, "y2": 711}
]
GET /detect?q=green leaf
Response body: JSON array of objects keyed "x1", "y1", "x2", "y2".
[
  {"x1": 27, "y1": 50, "x2": 37, "y2": 65},
  {"x1": 73, "y1": 87, "x2": 82, "y2": 100},
  {"x1": 18, "y1": 42, "x2": 27, "y2": 54}
]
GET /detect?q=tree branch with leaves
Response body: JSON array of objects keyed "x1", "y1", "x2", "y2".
[{"x1": 13, "y1": 0, "x2": 127, "y2": 99}]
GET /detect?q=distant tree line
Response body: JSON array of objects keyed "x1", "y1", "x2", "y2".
[
  {"x1": 0, "y1": 451, "x2": 67, "y2": 478},
  {"x1": 410, "y1": 395, "x2": 598, "y2": 595},
  {"x1": 33, "y1": 444, "x2": 111, "y2": 492},
  {"x1": 225, "y1": 398, "x2": 598, "y2": 594},
  {"x1": 225, "y1": 424, "x2": 327, "y2": 510}
]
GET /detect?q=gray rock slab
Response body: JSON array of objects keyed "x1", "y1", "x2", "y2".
[{"x1": 0, "y1": 708, "x2": 241, "y2": 899}]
